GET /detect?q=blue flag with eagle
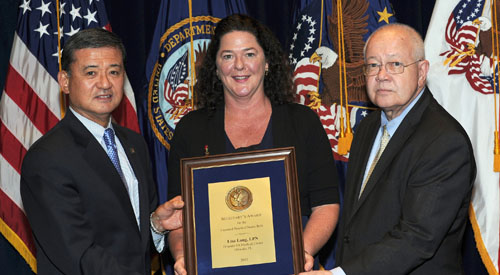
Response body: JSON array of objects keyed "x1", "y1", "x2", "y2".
[
  {"x1": 289, "y1": 0, "x2": 395, "y2": 269},
  {"x1": 140, "y1": 0, "x2": 246, "y2": 205}
]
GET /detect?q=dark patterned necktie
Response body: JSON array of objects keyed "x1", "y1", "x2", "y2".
[{"x1": 103, "y1": 128, "x2": 125, "y2": 182}]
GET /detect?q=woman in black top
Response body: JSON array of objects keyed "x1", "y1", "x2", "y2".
[{"x1": 167, "y1": 14, "x2": 340, "y2": 274}]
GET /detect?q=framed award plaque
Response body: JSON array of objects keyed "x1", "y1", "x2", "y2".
[{"x1": 180, "y1": 147, "x2": 304, "y2": 274}]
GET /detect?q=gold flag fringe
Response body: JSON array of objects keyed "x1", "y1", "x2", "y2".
[{"x1": 336, "y1": 0, "x2": 353, "y2": 155}]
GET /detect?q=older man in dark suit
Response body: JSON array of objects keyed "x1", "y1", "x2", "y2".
[
  {"x1": 20, "y1": 28, "x2": 183, "y2": 275},
  {"x1": 302, "y1": 23, "x2": 476, "y2": 275}
]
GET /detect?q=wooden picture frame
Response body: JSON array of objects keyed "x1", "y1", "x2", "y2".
[{"x1": 181, "y1": 147, "x2": 304, "y2": 274}]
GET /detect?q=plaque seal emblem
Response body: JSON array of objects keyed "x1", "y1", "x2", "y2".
[{"x1": 226, "y1": 186, "x2": 253, "y2": 211}]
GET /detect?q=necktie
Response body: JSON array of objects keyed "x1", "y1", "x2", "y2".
[
  {"x1": 103, "y1": 128, "x2": 126, "y2": 182},
  {"x1": 359, "y1": 125, "x2": 390, "y2": 198}
]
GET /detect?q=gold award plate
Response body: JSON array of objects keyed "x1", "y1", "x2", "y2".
[{"x1": 209, "y1": 178, "x2": 276, "y2": 268}]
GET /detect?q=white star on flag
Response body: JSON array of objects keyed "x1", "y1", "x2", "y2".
[
  {"x1": 70, "y1": 4, "x2": 82, "y2": 21},
  {"x1": 60, "y1": 2, "x2": 66, "y2": 17},
  {"x1": 84, "y1": 9, "x2": 98, "y2": 25},
  {"x1": 66, "y1": 25, "x2": 81, "y2": 37},
  {"x1": 34, "y1": 22, "x2": 50, "y2": 38},
  {"x1": 36, "y1": 0, "x2": 51, "y2": 18},
  {"x1": 19, "y1": 0, "x2": 31, "y2": 15}
]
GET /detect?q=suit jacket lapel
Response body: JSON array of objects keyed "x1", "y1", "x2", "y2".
[
  {"x1": 352, "y1": 117, "x2": 380, "y2": 197},
  {"x1": 354, "y1": 89, "x2": 431, "y2": 212},
  {"x1": 64, "y1": 112, "x2": 140, "y2": 235},
  {"x1": 343, "y1": 112, "x2": 379, "y2": 225},
  {"x1": 114, "y1": 126, "x2": 150, "y2": 244}
]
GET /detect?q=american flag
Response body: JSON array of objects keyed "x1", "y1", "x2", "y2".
[
  {"x1": 426, "y1": 0, "x2": 500, "y2": 272},
  {"x1": 163, "y1": 50, "x2": 191, "y2": 126},
  {"x1": 294, "y1": 56, "x2": 354, "y2": 162},
  {"x1": 290, "y1": 0, "x2": 367, "y2": 162},
  {"x1": 291, "y1": 0, "x2": 341, "y2": 160},
  {"x1": 440, "y1": 0, "x2": 496, "y2": 94},
  {"x1": 0, "y1": 0, "x2": 139, "y2": 272}
]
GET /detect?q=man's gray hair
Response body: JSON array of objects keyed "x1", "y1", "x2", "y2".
[{"x1": 363, "y1": 23, "x2": 425, "y2": 61}]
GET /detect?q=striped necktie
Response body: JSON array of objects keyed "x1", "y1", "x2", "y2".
[
  {"x1": 359, "y1": 125, "x2": 390, "y2": 198},
  {"x1": 103, "y1": 128, "x2": 126, "y2": 183}
]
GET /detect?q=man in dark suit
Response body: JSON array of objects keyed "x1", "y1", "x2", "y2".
[
  {"x1": 301, "y1": 23, "x2": 476, "y2": 274},
  {"x1": 20, "y1": 28, "x2": 183, "y2": 275}
]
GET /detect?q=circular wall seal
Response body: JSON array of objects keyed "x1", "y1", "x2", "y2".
[{"x1": 148, "y1": 16, "x2": 220, "y2": 149}]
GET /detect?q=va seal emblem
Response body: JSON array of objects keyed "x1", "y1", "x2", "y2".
[
  {"x1": 226, "y1": 186, "x2": 253, "y2": 211},
  {"x1": 148, "y1": 16, "x2": 220, "y2": 149}
]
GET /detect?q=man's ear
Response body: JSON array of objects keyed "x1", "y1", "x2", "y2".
[
  {"x1": 57, "y1": 70, "x2": 70, "y2": 94},
  {"x1": 417, "y1": 59, "x2": 430, "y2": 88}
]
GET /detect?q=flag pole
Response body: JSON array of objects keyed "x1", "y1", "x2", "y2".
[
  {"x1": 188, "y1": 0, "x2": 196, "y2": 110},
  {"x1": 307, "y1": 0, "x2": 324, "y2": 111},
  {"x1": 56, "y1": 0, "x2": 66, "y2": 118},
  {"x1": 491, "y1": 0, "x2": 500, "y2": 172}
]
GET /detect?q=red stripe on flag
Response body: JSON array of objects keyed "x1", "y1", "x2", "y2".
[
  {"x1": 0, "y1": 189, "x2": 36, "y2": 256},
  {"x1": 104, "y1": 23, "x2": 112, "y2": 31},
  {"x1": 103, "y1": 23, "x2": 139, "y2": 132},
  {"x1": 294, "y1": 77, "x2": 319, "y2": 87},
  {"x1": 293, "y1": 64, "x2": 319, "y2": 76},
  {"x1": 112, "y1": 98, "x2": 140, "y2": 133},
  {"x1": 0, "y1": 121, "x2": 27, "y2": 174},
  {"x1": 4, "y1": 65, "x2": 59, "y2": 135}
]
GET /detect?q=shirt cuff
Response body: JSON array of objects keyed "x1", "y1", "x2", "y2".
[
  {"x1": 331, "y1": 267, "x2": 346, "y2": 275},
  {"x1": 151, "y1": 229, "x2": 165, "y2": 252}
]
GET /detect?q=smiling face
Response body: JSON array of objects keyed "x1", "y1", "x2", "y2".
[
  {"x1": 216, "y1": 31, "x2": 268, "y2": 102},
  {"x1": 58, "y1": 47, "x2": 124, "y2": 127},
  {"x1": 365, "y1": 27, "x2": 429, "y2": 120}
]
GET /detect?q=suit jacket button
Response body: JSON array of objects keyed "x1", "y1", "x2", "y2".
[{"x1": 343, "y1": 236, "x2": 350, "y2": 243}]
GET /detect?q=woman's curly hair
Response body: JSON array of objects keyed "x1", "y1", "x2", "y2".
[{"x1": 195, "y1": 14, "x2": 294, "y2": 113}]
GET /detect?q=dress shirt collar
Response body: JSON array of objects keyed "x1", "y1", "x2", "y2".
[
  {"x1": 380, "y1": 88, "x2": 424, "y2": 137},
  {"x1": 69, "y1": 107, "x2": 113, "y2": 141}
]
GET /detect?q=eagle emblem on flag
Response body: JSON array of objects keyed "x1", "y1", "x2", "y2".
[
  {"x1": 290, "y1": 0, "x2": 392, "y2": 160},
  {"x1": 148, "y1": 17, "x2": 216, "y2": 148},
  {"x1": 440, "y1": 0, "x2": 499, "y2": 94}
]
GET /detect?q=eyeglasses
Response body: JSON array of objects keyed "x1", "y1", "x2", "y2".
[{"x1": 363, "y1": 60, "x2": 422, "y2": 76}]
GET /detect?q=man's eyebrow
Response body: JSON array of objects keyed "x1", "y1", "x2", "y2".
[
  {"x1": 82, "y1": 64, "x2": 123, "y2": 70},
  {"x1": 366, "y1": 54, "x2": 401, "y2": 61},
  {"x1": 83, "y1": 64, "x2": 98, "y2": 70}
]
